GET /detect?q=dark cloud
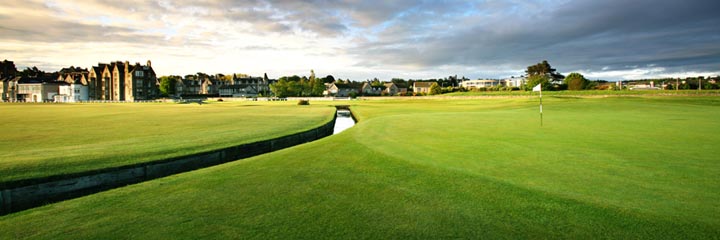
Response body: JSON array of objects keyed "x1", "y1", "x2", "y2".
[{"x1": 349, "y1": 0, "x2": 720, "y2": 78}]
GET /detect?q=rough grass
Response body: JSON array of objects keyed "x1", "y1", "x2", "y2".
[
  {"x1": 0, "y1": 102, "x2": 334, "y2": 184},
  {"x1": 1, "y1": 96, "x2": 719, "y2": 239}
]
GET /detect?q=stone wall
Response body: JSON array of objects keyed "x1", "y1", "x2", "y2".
[{"x1": 0, "y1": 112, "x2": 337, "y2": 215}]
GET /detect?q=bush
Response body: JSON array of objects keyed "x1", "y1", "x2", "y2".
[
  {"x1": 217, "y1": 98, "x2": 224, "y2": 102},
  {"x1": 297, "y1": 99, "x2": 310, "y2": 105}
]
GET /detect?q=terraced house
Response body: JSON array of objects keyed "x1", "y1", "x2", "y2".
[{"x1": 87, "y1": 60, "x2": 158, "y2": 101}]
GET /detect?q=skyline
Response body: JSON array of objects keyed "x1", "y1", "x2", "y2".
[{"x1": 1, "y1": 0, "x2": 719, "y2": 81}]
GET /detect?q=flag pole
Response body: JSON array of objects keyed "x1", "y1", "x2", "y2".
[
  {"x1": 532, "y1": 83, "x2": 543, "y2": 127},
  {"x1": 539, "y1": 86, "x2": 543, "y2": 127}
]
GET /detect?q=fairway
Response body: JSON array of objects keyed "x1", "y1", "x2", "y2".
[
  {"x1": 0, "y1": 102, "x2": 334, "y2": 185},
  {"x1": 1, "y1": 96, "x2": 719, "y2": 239}
]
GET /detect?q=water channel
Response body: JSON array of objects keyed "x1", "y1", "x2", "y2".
[{"x1": 333, "y1": 109, "x2": 355, "y2": 134}]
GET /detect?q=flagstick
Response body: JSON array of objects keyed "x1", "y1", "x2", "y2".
[{"x1": 539, "y1": 87, "x2": 543, "y2": 127}]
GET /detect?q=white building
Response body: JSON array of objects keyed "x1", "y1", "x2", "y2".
[
  {"x1": 17, "y1": 81, "x2": 61, "y2": 102},
  {"x1": 55, "y1": 83, "x2": 89, "y2": 102},
  {"x1": 461, "y1": 79, "x2": 501, "y2": 89},
  {"x1": 503, "y1": 77, "x2": 526, "y2": 88}
]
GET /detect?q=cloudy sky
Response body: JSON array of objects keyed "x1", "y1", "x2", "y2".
[{"x1": 1, "y1": 0, "x2": 718, "y2": 81}]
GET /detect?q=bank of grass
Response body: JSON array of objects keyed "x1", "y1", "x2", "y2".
[
  {"x1": 1, "y1": 96, "x2": 719, "y2": 238},
  {"x1": 444, "y1": 89, "x2": 720, "y2": 96},
  {"x1": 0, "y1": 101, "x2": 334, "y2": 185}
]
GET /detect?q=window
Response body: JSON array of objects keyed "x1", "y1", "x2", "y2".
[{"x1": 135, "y1": 71, "x2": 144, "y2": 77}]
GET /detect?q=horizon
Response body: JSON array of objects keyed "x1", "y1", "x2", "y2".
[{"x1": 1, "y1": 0, "x2": 719, "y2": 81}]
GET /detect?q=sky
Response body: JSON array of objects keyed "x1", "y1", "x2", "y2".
[{"x1": 1, "y1": 0, "x2": 719, "y2": 81}]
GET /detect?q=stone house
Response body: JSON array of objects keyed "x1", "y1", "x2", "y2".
[
  {"x1": 218, "y1": 76, "x2": 271, "y2": 97},
  {"x1": 361, "y1": 82, "x2": 385, "y2": 96},
  {"x1": 413, "y1": 81, "x2": 435, "y2": 94},
  {"x1": 176, "y1": 76, "x2": 203, "y2": 96},
  {"x1": 383, "y1": 82, "x2": 400, "y2": 96},
  {"x1": 0, "y1": 76, "x2": 20, "y2": 102},
  {"x1": 325, "y1": 82, "x2": 359, "y2": 97},
  {"x1": 87, "y1": 60, "x2": 158, "y2": 101}
]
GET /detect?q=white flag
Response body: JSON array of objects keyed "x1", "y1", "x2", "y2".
[{"x1": 532, "y1": 83, "x2": 541, "y2": 92}]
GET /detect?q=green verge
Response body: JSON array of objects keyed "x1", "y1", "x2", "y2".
[
  {"x1": 1, "y1": 96, "x2": 719, "y2": 239},
  {"x1": 444, "y1": 89, "x2": 720, "y2": 96},
  {"x1": 0, "y1": 101, "x2": 334, "y2": 185}
]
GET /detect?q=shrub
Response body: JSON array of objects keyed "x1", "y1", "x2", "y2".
[{"x1": 297, "y1": 99, "x2": 310, "y2": 105}]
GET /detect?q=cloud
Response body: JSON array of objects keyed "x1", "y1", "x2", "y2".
[
  {"x1": 0, "y1": 0, "x2": 718, "y2": 80},
  {"x1": 348, "y1": 0, "x2": 720, "y2": 79}
]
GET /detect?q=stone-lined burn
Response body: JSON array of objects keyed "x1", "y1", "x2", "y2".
[
  {"x1": 333, "y1": 107, "x2": 356, "y2": 134},
  {"x1": 0, "y1": 107, "x2": 355, "y2": 216}
]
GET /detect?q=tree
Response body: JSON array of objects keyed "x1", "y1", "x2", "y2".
[
  {"x1": 323, "y1": 75, "x2": 335, "y2": 83},
  {"x1": 270, "y1": 79, "x2": 289, "y2": 97},
  {"x1": 564, "y1": 73, "x2": 588, "y2": 90},
  {"x1": 309, "y1": 77, "x2": 325, "y2": 96},
  {"x1": 525, "y1": 75, "x2": 550, "y2": 91},
  {"x1": 429, "y1": 82, "x2": 442, "y2": 95},
  {"x1": 20, "y1": 66, "x2": 44, "y2": 78},
  {"x1": 370, "y1": 78, "x2": 383, "y2": 87},
  {"x1": 526, "y1": 60, "x2": 564, "y2": 83},
  {"x1": 220, "y1": 74, "x2": 233, "y2": 82},
  {"x1": 159, "y1": 76, "x2": 179, "y2": 97}
]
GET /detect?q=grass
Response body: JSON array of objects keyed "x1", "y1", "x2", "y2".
[
  {"x1": 444, "y1": 89, "x2": 720, "y2": 96},
  {"x1": 1, "y1": 96, "x2": 719, "y2": 239},
  {"x1": 0, "y1": 101, "x2": 334, "y2": 185}
]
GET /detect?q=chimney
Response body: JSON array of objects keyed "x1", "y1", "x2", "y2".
[{"x1": 147, "y1": 60, "x2": 152, "y2": 67}]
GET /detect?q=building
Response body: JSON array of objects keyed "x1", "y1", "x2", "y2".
[
  {"x1": 361, "y1": 82, "x2": 384, "y2": 96},
  {"x1": 54, "y1": 71, "x2": 90, "y2": 102},
  {"x1": 413, "y1": 81, "x2": 435, "y2": 94},
  {"x1": 503, "y1": 77, "x2": 526, "y2": 88},
  {"x1": 87, "y1": 60, "x2": 158, "y2": 101},
  {"x1": 383, "y1": 82, "x2": 400, "y2": 96},
  {"x1": 218, "y1": 76, "x2": 271, "y2": 97},
  {"x1": 1, "y1": 76, "x2": 20, "y2": 102},
  {"x1": 628, "y1": 81, "x2": 661, "y2": 90},
  {"x1": 55, "y1": 83, "x2": 89, "y2": 102},
  {"x1": 176, "y1": 75, "x2": 203, "y2": 97},
  {"x1": 16, "y1": 79, "x2": 63, "y2": 102},
  {"x1": 176, "y1": 73, "x2": 274, "y2": 97},
  {"x1": 325, "y1": 82, "x2": 359, "y2": 97},
  {"x1": 394, "y1": 83, "x2": 409, "y2": 95},
  {"x1": 461, "y1": 79, "x2": 501, "y2": 89}
]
